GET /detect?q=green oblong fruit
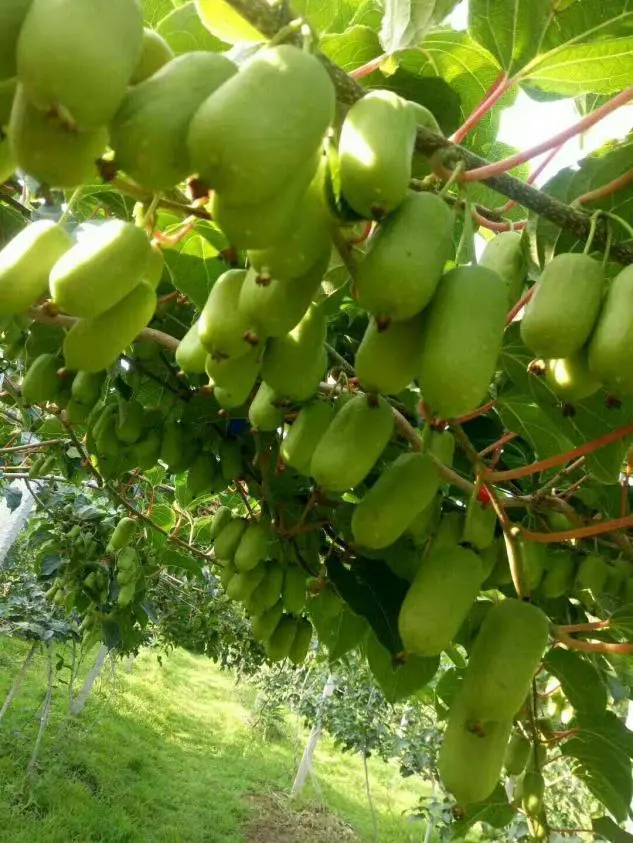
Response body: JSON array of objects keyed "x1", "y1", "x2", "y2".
[
  {"x1": 208, "y1": 344, "x2": 261, "y2": 409},
  {"x1": 187, "y1": 45, "x2": 334, "y2": 205},
  {"x1": 106, "y1": 517, "x2": 136, "y2": 553},
  {"x1": 210, "y1": 506, "x2": 232, "y2": 540},
  {"x1": 310, "y1": 394, "x2": 395, "y2": 491},
  {"x1": 354, "y1": 192, "x2": 454, "y2": 322},
  {"x1": 248, "y1": 564, "x2": 284, "y2": 615},
  {"x1": 289, "y1": 617, "x2": 313, "y2": 665},
  {"x1": 463, "y1": 492, "x2": 496, "y2": 550},
  {"x1": 0, "y1": 0, "x2": 32, "y2": 81},
  {"x1": 439, "y1": 696, "x2": 512, "y2": 805},
  {"x1": 574, "y1": 554, "x2": 608, "y2": 606},
  {"x1": 214, "y1": 517, "x2": 247, "y2": 562},
  {"x1": 17, "y1": 0, "x2": 143, "y2": 129},
  {"x1": 0, "y1": 78, "x2": 17, "y2": 127},
  {"x1": 63, "y1": 281, "x2": 157, "y2": 372},
  {"x1": 21, "y1": 353, "x2": 61, "y2": 404},
  {"x1": 251, "y1": 600, "x2": 284, "y2": 642},
  {"x1": 479, "y1": 230, "x2": 527, "y2": 308},
  {"x1": 522, "y1": 769, "x2": 545, "y2": 817},
  {"x1": 339, "y1": 90, "x2": 416, "y2": 219},
  {"x1": 505, "y1": 731, "x2": 530, "y2": 776},
  {"x1": 459, "y1": 599, "x2": 549, "y2": 723},
  {"x1": 8, "y1": 84, "x2": 108, "y2": 188},
  {"x1": 112, "y1": 52, "x2": 236, "y2": 191},
  {"x1": 540, "y1": 550, "x2": 576, "y2": 599},
  {"x1": 417, "y1": 265, "x2": 507, "y2": 419},
  {"x1": 544, "y1": 351, "x2": 601, "y2": 401},
  {"x1": 280, "y1": 401, "x2": 334, "y2": 474},
  {"x1": 519, "y1": 539, "x2": 547, "y2": 591},
  {"x1": 239, "y1": 259, "x2": 325, "y2": 339},
  {"x1": 219, "y1": 440, "x2": 243, "y2": 482},
  {"x1": 408, "y1": 101, "x2": 442, "y2": 135},
  {"x1": 175, "y1": 321, "x2": 207, "y2": 374},
  {"x1": 352, "y1": 452, "x2": 440, "y2": 549},
  {"x1": 247, "y1": 162, "x2": 332, "y2": 281},
  {"x1": 521, "y1": 253, "x2": 604, "y2": 358},
  {"x1": 130, "y1": 28, "x2": 174, "y2": 84},
  {"x1": 355, "y1": 314, "x2": 424, "y2": 395},
  {"x1": 71, "y1": 371, "x2": 104, "y2": 407},
  {"x1": 266, "y1": 615, "x2": 298, "y2": 662},
  {"x1": 50, "y1": 220, "x2": 152, "y2": 318},
  {"x1": 248, "y1": 382, "x2": 284, "y2": 431},
  {"x1": 234, "y1": 522, "x2": 271, "y2": 572},
  {"x1": 261, "y1": 304, "x2": 327, "y2": 401},
  {"x1": 226, "y1": 564, "x2": 266, "y2": 602},
  {"x1": 210, "y1": 157, "x2": 317, "y2": 251},
  {"x1": 434, "y1": 511, "x2": 465, "y2": 548},
  {"x1": 199, "y1": 269, "x2": 255, "y2": 360},
  {"x1": 65, "y1": 398, "x2": 90, "y2": 424},
  {"x1": 282, "y1": 566, "x2": 308, "y2": 614},
  {"x1": 116, "y1": 399, "x2": 144, "y2": 444},
  {"x1": 187, "y1": 454, "x2": 220, "y2": 498},
  {"x1": 587, "y1": 264, "x2": 633, "y2": 394},
  {"x1": 398, "y1": 545, "x2": 483, "y2": 656},
  {"x1": 0, "y1": 219, "x2": 71, "y2": 315}
]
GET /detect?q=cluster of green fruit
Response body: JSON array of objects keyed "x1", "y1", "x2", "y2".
[
  {"x1": 522, "y1": 253, "x2": 633, "y2": 400},
  {"x1": 0, "y1": 217, "x2": 162, "y2": 373},
  {"x1": 108, "y1": 517, "x2": 142, "y2": 606},
  {"x1": 210, "y1": 508, "x2": 313, "y2": 664}
]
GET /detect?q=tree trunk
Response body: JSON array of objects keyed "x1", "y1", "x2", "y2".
[
  {"x1": 0, "y1": 641, "x2": 38, "y2": 726},
  {"x1": 291, "y1": 672, "x2": 336, "y2": 797},
  {"x1": 69, "y1": 644, "x2": 108, "y2": 717}
]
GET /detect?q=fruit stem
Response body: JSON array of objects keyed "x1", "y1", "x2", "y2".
[
  {"x1": 471, "y1": 207, "x2": 527, "y2": 233},
  {"x1": 452, "y1": 399, "x2": 498, "y2": 425},
  {"x1": 553, "y1": 627, "x2": 633, "y2": 655},
  {"x1": 451, "y1": 71, "x2": 512, "y2": 145},
  {"x1": 506, "y1": 285, "x2": 536, "y2": 325},
  {"x1": 459, "y1": 86, "x2": 633, "y2": 183},
  {"x1": 497, "y1": 143, "x2": 567, "y2": 215},
  {"x1": 486, "y1": 419, "x2": 633, "y2": 483},
  {"x1": 582, "y1": 212, "x2": 601, "y2": 255},
  {"x1": 349, "y1": 53, "x2": 389, "y2": 80},
  {"x1": 557, "y1": 620, "x2": 610, "y2": 634},
  {"x1": 479, "y1": 431, "x2": 518, "y2": 459}
]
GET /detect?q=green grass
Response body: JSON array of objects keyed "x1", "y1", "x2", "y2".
[{"x1": 0, "y1": 636, "x2": 428, "y2": 842}]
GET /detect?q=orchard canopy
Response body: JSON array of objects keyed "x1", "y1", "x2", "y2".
[{"x1": 1, "y1": 0, "x2": 633, "y2": 838}]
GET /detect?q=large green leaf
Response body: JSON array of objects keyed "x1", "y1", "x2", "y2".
[
  {"x1": 365, "y1": 632, "x2": 439, "y2": 702},
  {"x1": 449, "y1": 784, "x2": 516, "y2": 838},
  {"x1": 562, "y1": 722, "x2": 633, "y2": 822},
  {"x1": 157, "y1": 2, "x2": 227, "y2": 53},
  {"x1": 390, "y1": 31, "x2": 517, "y2": 157},
  {"x1": 593, "y1": 816, "x2": 633, "y2": 843},
  {"x1": 326, "y1": 555, "x2": 408, "y2": 654},
  {"x1": 521, "y1": 0, "x2": 633, "y2": 95},
  {"x1": 544, "y1": 648, "x2": 608, "y2": 715},
  {"x1": 469, "y1": 0, "x2": 551, "y2": 74},
  {"x1": 320, "y1": 25, "x2": 383, "y2": 72},
  {"x1": 310, "y1": 600, "x2": 369, "y2": 660},
  {"x1": 293, "y1": 0, "x2": 363, "y2": 36},
  {"x1": 162, "y1": 234, "x2": 224, "y2": 308}
]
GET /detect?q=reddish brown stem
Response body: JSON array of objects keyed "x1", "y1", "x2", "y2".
[
  {"x1": 521, "y1": 513, "x2": 633, "y2": 543},
  {"x1": 348, "y1": 53, "x2": 388, "y2": 80},
  {"x1": 452, "y1": 399, "x2": 498, "y2": 425},
  {"x1": 557, "y1": 620, "x2": 610, "y2": 634},
  {"x1": 575, "y1": 170, "x2": 633, "y2": 206},
  {"x1": 486, "y1": 419, "x2": 633, "y2": 483},
  {"x1": 499, "y1": 144, "x2": 566, "y2": 214},
  {"x1": 555, "y1": 628, "x2": 633, "y2": 655},
  {"x1": 460, "y1": 86, "x2": 633, "y2": 183},
  {"x1": 479, "y1": 431, "x2": 518, "y2": 458},
  {"x1": 472, "y1": 208, "x2": 527, "y2": 232},
  {"x1": 451, "y1": 71, "x2": 510, "y2": 145},
  {"x1": 506, "y1": 285, "x2": 536, "y2": 324}
]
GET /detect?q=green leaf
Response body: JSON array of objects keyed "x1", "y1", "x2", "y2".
[
  {"x1": 379, "y1": 0, "x2": 437, "y2": 54},
  {"x1": 292, "y1": 0, "x2": 359, "y2": 36},
  {"x1": 522, "y1": 1, "x2": 633, "y2": 96},
  {"x1": 496, "y1": 388, "x2": 574, "y2": 461},
  {"x1": 326, "y1": 555, "x2": 408, "y2": 654},
  {"x1": 163, "y1": 235, "x2": 224, "y2": 308},
  {"x1": 469, "y1": 0, "x2": 551, "y2": 74},
  {"x1": 544, "y1": 647, "x2": 608, "y2": 715},
  {"x1": 449, "y1": 784, "x2": 516, "y2": 838},
  {"x1": 149, "y1": 503, "x2": 177, "y2": 532},
  {"x1": 157, "y1": 2, "x2": 226, "y2": 53},
  {"x1": 161, "y1": 547, "x2": 203, "y2": 574},
  {"x1": 593, "y1": 816, "x2": 633, "y2": 843},
  {"x1": 143, "y1": 0, "x2": 175, "y2": 27},
  {"x1": 562, "y1": 723, "x2": 632, "y2": 822},
  {"x1": 310, "y1": 600, "x2": 368, "y2": 661},
  {"x1": 610, "y1": 604, "x2": 633, "y2": 641},
  {"x1": 365, "y1": 632, "x2": 438, "y2": 703},
  {"x1": 320, "y1": 25, "x2": 383, "y2": 72}
]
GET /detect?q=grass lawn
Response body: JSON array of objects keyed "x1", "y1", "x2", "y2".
[{"x1": 0, "y1": 636, "x2": 430, "y2": 843}]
